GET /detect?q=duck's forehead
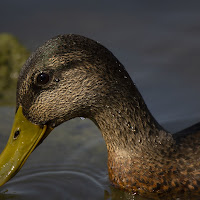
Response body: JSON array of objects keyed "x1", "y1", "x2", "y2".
[
  {"x1": 22, "y1": 44, "x2": 62, "y2": 71},
  {"x1": 38, "y1": 42, "x2": 60, "y2": 63},
  {"x1": 47, "y1": 51, "x2": 87, "y2": 66}
]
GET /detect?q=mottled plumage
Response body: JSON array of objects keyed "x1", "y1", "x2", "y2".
[{"x1": 15, "y1": 34, "x2": 200, "y2": 196}]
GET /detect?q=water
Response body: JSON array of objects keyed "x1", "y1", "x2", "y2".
[{"x1": 0, "y1": 164, "x2": 106, "y2": 200}]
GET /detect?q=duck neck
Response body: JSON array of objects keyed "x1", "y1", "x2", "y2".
[
  {"x1": 91, "y1": 84, "x2": 173, "y2": 155},
  {"x1": 90, "y1": 81, "x2": 177, "y2": 191}
]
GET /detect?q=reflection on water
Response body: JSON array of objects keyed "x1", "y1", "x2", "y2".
[
  {"x1": 0, "y1": 164, "x2": 106, "y2": 200},
  {"x1": 0, "y1": 164, "x2": 151, "y2": 200}
]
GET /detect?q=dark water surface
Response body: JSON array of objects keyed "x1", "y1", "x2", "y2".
[{"x1": 1, "y1": 1, "x2": 200, "y2": 199}]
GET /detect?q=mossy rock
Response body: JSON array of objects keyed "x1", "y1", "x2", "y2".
[{"x1": 0, "y1": 33, "x2": 29, "y2": 105}]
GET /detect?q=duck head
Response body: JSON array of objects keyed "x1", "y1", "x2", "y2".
[{"x1": 0, "y1": 34, "x2": 136, "y2": 186}]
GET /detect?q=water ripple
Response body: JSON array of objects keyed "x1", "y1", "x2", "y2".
[{"x1": 0, "y1": 163, "x2": 108, "y2": 200}]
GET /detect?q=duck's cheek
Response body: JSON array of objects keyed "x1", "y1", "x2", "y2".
[{"x1": 0, "y1": 106, "x2": 53, "y2": 187}]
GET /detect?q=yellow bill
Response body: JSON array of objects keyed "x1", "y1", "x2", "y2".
[{"x1": 0, "y1": 106, "x2": 52, "y2": 186}]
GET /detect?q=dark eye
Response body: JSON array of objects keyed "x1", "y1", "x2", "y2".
[{"x1": 36, "y1": 72, "x2": 50, "y2": 85}]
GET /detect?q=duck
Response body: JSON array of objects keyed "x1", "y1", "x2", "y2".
[{"x1": 0, "y1": 34, "x2": 199, "y2": 196}]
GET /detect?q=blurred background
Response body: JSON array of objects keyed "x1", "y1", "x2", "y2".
[
  {"x1": 0, "y1": 1, "x2": 200, "y2": 199},
  {"x1": 1, "y1": 1, "x2": 200, "y2": 131}
]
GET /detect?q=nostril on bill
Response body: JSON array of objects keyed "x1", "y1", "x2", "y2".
[{"x1": 13, "y1": 130, "x2": 20, "y2": 139}]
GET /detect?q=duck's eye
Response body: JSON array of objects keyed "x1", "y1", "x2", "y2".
[{"x1": 36, "y1": 73, "x2": 49, "y2": 85}]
